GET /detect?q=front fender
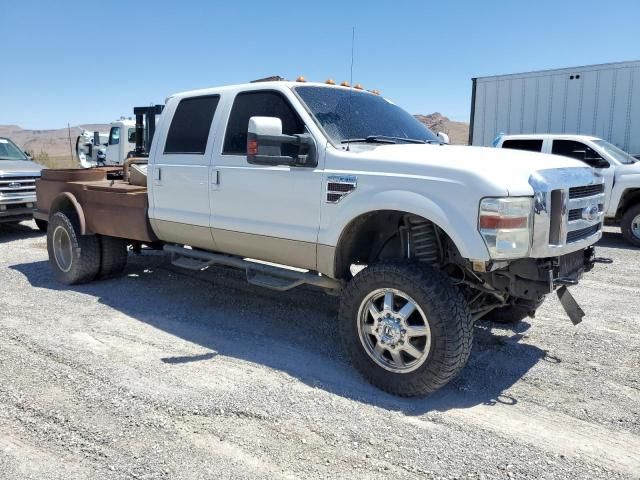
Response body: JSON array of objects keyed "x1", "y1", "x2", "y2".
[
  {"x1": 610, "y1": 174, "x2": 640, "y2": 217},
  {"x1": 318, "y1": 189, "x2": 490, "y2": 261}
]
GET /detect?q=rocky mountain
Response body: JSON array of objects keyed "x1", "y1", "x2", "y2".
[{"x1": 413, "y1": 113, "x2": 469, "y2": 145}]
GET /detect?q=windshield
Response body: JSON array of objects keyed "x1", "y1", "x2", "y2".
[
  {"x1": 294, "y1": 86, "x2": 440, "y2": 146},
  {"x1": 593, "y1": 139, "x2": 636, "y2": 165},
  {"x1": 0, "y1": 138, "x2": 28, "y2": 161}
]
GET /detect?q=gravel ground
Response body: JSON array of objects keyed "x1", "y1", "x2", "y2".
[{"x1": 0, "y1": 221, "x2": 638, "y2": 480}]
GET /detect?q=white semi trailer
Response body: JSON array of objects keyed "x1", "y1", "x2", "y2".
[{"x1": 469, "y1": 60, "x2": 640, "y2": 156}]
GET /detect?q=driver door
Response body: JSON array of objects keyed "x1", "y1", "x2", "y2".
[{"x1": 209, "y1": 90, "x2": 323, "y2": 270}]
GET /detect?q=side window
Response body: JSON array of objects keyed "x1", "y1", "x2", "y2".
[
  {"x1": 108, "y1": 127, "x2": 120, "y2": 146},
  {"x1": 502, "y1": 139, "x2": 543, "y2": 152},
  {"x1": 164, "y1": 95, "x2": 220, "y2": 154},
  {"x1": 551, "y1": 139, "x2": 595, "y2": 162},
  {"x1": 127, "y1": 128, "x2": 136, "y2": 144},
  {"x1": 223, "y1": 91, "x2": 304, "y2": 155}
]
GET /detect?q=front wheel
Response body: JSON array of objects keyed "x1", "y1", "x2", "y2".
[
  {"x1": 621, "y1": 204, "x2": 640, "y2": 247},
  {"x1": 339, "y1": 262, "x2": 473, "y2": 397}
]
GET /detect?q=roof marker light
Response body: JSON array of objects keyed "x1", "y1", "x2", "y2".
[
  {"x1": 340, "y1": 81, "x2": 350, "y2": 87},
  {"x1": 296, "y1": 76, "x2": 306, "y2": 82},
  {"x1": 325, "y1": 79, "x2": 335, "y2": 85},
  {"x1": 354, "y1": 83, "x2": 363, "y2": 90}
]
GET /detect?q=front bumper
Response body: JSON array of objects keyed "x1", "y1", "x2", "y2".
[
  {"x1": 0, "y1": 202, "x2": 37, "y2": 222},
  {"x1": 487, "y1": 247, "x2": 599, "y2": 302},
  {"x1": 529, "y1": 167, "x2": 605, "y2": 257}
]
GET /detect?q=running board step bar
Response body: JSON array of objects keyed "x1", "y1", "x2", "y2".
[{"x1": 164, "y1": 244, "x2": 342, "y2": 292}]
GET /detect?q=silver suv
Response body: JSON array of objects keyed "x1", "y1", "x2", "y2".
[{"x1": 0, "y1": 137, "x2": 45, "y2": 230}]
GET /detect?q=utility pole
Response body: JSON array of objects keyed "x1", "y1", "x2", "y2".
[{"x1": 67, "y1": 123, "x2": 74, "y2": 162}]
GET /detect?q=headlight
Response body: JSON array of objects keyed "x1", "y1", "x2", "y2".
[{"x1": 479, "y1": 197, "x2": 533, "y2": 259}]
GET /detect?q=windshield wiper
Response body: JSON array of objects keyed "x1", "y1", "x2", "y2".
[
  {"x1": 341, "y1": 136, "x2": 397, "y2": 144},
  {"x1": 341, "y1": 135, "x2": 438, "y2": 145}
]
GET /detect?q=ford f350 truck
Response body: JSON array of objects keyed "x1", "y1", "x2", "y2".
[{"x1": 35, "y1": 80, "x2": 609, "y2": 396}]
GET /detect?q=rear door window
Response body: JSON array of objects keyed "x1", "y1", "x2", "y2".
[
  {"x1": 501, "y1": 139, "x2": 543, "y2": 152},
  {"x1": 164, "y1": 95, "x2": 220, "y2": 154}
]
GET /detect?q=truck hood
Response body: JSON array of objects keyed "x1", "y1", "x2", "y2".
[
  {"x1": 614, "y1": 160, "x2": 640, "y2": 177},
  {"x1": 0, "y1": 160, "x2": 42, "y2": 176},
  {"x1": 354, "y1": 144, "x2": 586, "y2": 196}
]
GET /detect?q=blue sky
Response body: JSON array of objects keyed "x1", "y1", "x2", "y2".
[{"x1": 2, "y1": 0, "x2": 639, "y2": 129}]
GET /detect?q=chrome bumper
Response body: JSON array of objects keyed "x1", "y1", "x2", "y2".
[{"x1": 529, "y1": 167, "x2": 605, "y2": 258}]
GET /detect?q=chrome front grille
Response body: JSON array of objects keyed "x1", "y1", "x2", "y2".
[
  {"x1": 0, "y1": 174, "x2": 39, "y2": 203},
  {"x1": 568, "y1": 184, "x2": 604, "y2": 199},
  {"x1": 529, "y1": 167, "x2": 604, "y2": 257},
  {"x1": 567, "y1": 224, "x2": 600, "y2": 243}
]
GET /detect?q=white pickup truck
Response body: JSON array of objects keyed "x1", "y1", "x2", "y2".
[
  {"x1": 35, "y1": 80, "x2": 609, "y2": 396},
  {"x1": 495, "y1": 134, "x2": 640, "y2": 246}
]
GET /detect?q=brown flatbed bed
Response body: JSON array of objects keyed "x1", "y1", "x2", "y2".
[{"x1": 35, "y1": 167, "x2": 158, "y2": 242}]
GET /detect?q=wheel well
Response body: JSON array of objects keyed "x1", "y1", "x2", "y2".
[
  {"x1": 333, "y1": 210, "x2": 449, "y2": 279},
  {"x1": 616, "y1": 188, "x2": 640, "y2": 218},
  {"x1": 49, "y1": 193, "x2": 87, "y2": 234}
]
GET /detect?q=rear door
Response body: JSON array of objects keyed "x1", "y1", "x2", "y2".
[
  {"x1": 209, "y1": 89, "x2": 323, "y2": 270},
  {"x1": 148, "y1": 94, "x2": 221, "y2": 250}
]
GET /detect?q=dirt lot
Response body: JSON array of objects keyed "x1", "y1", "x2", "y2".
[{"x1": 0, "y1": 222, "x2": 638, "y2": 480}]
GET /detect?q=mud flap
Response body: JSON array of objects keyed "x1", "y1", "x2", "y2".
[{"x1": 556, "y1": 286, "x2": 585, "y2": 325}]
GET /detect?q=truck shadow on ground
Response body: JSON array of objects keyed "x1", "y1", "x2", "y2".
[
  {"x1": 0, "y1": 222, "x2": 43, "y2": 244},
  {"x1": 598, "y1": 230, "x2": 639, "y2": 250},
  {"x1": 12, "y1": 253, "x2": 551, "y2": 415}
]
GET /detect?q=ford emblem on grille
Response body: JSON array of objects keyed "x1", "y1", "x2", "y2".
[
  {"x1": 582, "y1": 204, "x2": 599, "y2": 221},
  {"x1": 7, "y1": 182, "x2": 21, "y2": 189}
]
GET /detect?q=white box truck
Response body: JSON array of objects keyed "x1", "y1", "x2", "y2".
[{"x1": 469, "y1": 60, "x2": 640, "y2": 156}]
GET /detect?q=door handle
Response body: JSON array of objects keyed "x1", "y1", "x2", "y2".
[
  {"x1": 211, "y1": 169, "x2": 220, "y2": 185},
  {"x1": 154, "y1": 167, "x2": 162, "y2": 181}
]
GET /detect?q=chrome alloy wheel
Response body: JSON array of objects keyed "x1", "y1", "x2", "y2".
[
  {"x1": 357, "y1": 288, "x2": 432, "y2": 373},
  {"x1": 52, "y1": 225, "x2": 73, "y2": 273},
  {"x1": 632, "y1": 214, "x2": 640, "y2": 239}
]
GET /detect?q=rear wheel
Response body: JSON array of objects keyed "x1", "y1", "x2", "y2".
[
  {"x1": 47, "y1": 211, "x2": 100, "y2": 285},
  {"x1": 339, "y1": 262, "x2": 473, "y2": 397},
  {"x1": 621, "y1": 203, "x2": 640, "y2": 247},
  {"x1": 98, "y1": 235, "x2": 128, "y2": 278}
]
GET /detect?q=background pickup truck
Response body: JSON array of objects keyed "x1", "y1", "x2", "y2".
[
  {"x1": 495, "y1": 133, "x2": 640, "y2": 246},
  {"x1": 35, "y1": 80, "x2": 608, "y2": 396},
  {"x1": 0, "y1": 137, "x2": 46, "y2": 231}
]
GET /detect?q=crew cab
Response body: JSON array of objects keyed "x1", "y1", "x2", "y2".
[
  {"x1": 0, "y1": 137, "x2": 46, "y2": 230},
  {"x1": 35, "y1": 80, "x2": 609, "y2": 396},
  {"x1": 495, "y1": 134, "x2": 640, "y2": 246}
]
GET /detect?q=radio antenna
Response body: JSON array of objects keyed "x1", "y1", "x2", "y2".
[{"x1": 346, "y1": 27, "x2": 355, "y2": 151}]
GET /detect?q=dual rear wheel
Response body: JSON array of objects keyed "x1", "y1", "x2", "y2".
[{"x1": 47, "y1": 211, "x2": 128, "y2": 285}]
